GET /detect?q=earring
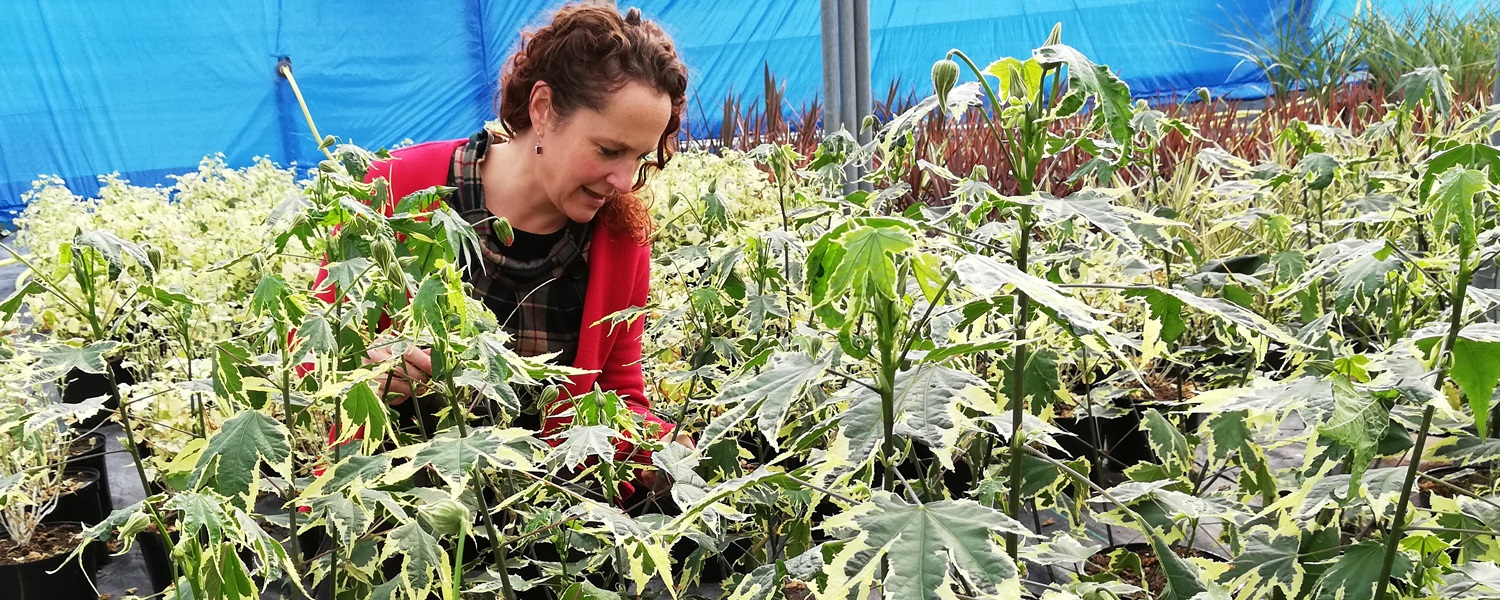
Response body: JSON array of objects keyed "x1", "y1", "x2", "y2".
[{"x1": 534, "y1": 140, "x2": 542, "y2": 155}]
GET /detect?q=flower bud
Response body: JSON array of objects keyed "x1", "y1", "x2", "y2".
[
  {"x1": 371, "y1": 236, "x2": 397, "y2": 270},
  {"x1": 418, "y1": 499, "x2": 469, "y2": 537},
  {"x1": 932, "y1": 59, "x2": 959, "y2": 109},
  {"x1": 145, "y1": 246, "x2": 163, "y2": 273},
  {"x1": 490, "y1": 219, "x2": 514, "y2": 247},
  {"x1": 1044, "y1": 23, "x2": 1062, "y2": 47},
  {"x1": 1006, "y1": 64, "x2": 1029, "y2": 102}
]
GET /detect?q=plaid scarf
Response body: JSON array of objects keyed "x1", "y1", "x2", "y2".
[{"x1": 448, "y1": 130, "x2": 592, "y2": 368}]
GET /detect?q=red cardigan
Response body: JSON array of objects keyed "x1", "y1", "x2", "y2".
[{"x1": 314, "y1": 138, "x2": 672, "y2": 461}]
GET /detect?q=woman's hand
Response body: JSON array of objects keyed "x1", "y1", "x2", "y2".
[
  {"x1": 639, "y1": 432, "x2": 696, "y2": 495},
  {"x1": 365, "y1": 343, "x2": 433, "y2": 405}
]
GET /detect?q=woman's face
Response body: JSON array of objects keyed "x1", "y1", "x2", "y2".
[{"x1": 535, "y1": 81, "x2": 672, "y2": 225}]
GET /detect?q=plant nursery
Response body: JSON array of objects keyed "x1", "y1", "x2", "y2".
[{"x1": 2, "y1": 1, "x2": 1500, "y2": 599}]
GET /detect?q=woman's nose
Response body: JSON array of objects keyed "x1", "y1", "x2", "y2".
[{"x1": 605, "y1": 160, "x2": 635, "y2": 192}]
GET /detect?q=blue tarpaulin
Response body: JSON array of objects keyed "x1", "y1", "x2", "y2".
[{"x1": 0, "y1": 1, "x2": 1484, "y2": 224}]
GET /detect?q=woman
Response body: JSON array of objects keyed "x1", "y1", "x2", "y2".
[{"x1": 322, "y1": 4, "x2": 694, "y2": 486}]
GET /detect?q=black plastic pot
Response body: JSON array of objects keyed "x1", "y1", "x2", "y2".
[
  {"x1": 68, "y1": 433, "x2": 113, "y2": 519},
  {"x1": 61, "y1": 359, "x2": 135, "y2": 431},
  {"x1": 1054, "y1": 408, "x2": 1151, "y2": 475},
  {"x1": 139, "y1": 527, "x2": 176, "y2": 594},
  {"x1": 0, "y1": 522, "x2": 99, "y2": 600},
  {"x1": 43, "y1": 468, "x2": 104, "y2": 528},
  {"x1": 1416, "y1": 466, "x2": 1495, "y2": 509}
]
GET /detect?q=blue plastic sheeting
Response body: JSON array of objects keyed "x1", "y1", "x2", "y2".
[{"x1": 0, "y1": 1, "x2": 1485, "y2": 224}]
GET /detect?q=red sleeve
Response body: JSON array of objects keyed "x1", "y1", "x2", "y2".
[
  {"x1": 598, "y1": 243, "x2": 673, "y2": 438},
  {"x1": 542, "y1": 241, "x2": 673, "y2": 464}
]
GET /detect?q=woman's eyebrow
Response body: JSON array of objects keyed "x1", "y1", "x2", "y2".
[{"x1": 594, "y1": 136, "x2": 653, "y2": 154}]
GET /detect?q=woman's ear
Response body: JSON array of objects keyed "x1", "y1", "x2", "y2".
[{"x1": 528, "y1": 81, "x2": 553, "y2": 134}]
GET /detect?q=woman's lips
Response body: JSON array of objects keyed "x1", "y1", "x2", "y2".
[{"x1": 582, "y1": 187, "x2": 609, "y2": 206}]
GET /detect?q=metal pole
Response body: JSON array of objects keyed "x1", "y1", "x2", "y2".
[
  {"x1": 838, "y1": 0, "x2": 858, "y2": 192},
  {"x1": 853, "y1": 0, "x2": 873, "y2": 192},
  {"x1": 820, "y1": 0, "x2": 841, "y2": 138}
]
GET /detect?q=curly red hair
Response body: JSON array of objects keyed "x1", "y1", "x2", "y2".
[{"x1": 495, "y1": 4, "x2": 687, "y2": 246}]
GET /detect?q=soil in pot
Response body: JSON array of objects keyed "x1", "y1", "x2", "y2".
[
  {"x1": 1417, "y1": 466, "x2": 1496, "y2": 508},
  {"x1": 1081, "y1": 543, "x2": 1224, "y2": 599},
  {"x1": 0, "y1": 522, "x2": 99, "y2": 600}
]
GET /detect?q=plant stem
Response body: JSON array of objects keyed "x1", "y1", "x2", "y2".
[
  {"x1": 875, "y1": 294, "x2": 901, "y2": 495},
  {"x1": 1374, "y1": 404, "x2": 1435, "y2": 600},
  {"x1": 281, "y1": 360, "x2": 303, "y2": 577},
  {"x1": 435, "y1": 333, "x2": 515, "y2": 600},
  {"x1": 1006, "y1": 206, "x2": 1033, "y2": 561}
]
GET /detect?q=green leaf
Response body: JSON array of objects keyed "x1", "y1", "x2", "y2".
[
  {"x1": 1141, "y1": 409, "x2": 1191, "y2": 477},
  {"x1": 1204, "y1": 411, "x2": 1253, "y2": 463},
  {"x1": 1295, "y1": 153, "x2": 1339, "y2": 191},
  {"x1": 956, "y1": 254, "x2": 1111, "y2": 337},
  {"x1": 841, "y1": 365, "x2": 993, "y2": 470},
  {"x1": 1224, "y1": 527, "x2": 1304, "y2": 599},
  {"x1": 341, "y1": 381, "x2": 390, "y2": 447},
  {"x1": 1141, "y1": 289, "x2": 1187, "y2": 343},
  {"x1": 547, "y1": 425, "x2": 620, "y2": 468},
  {"x1": 164, "y1": 491, "x2": 232, "y2": 542},
  {"x1": 827, "y1": 225, "x2": 915, "y2": 300},
  {"x1": 0, "y1": 280, "x2": 43, "y2": 325},
  {"x1": 212, "y1": 342, "x2": 249, "y2": 403},
  {"x1": 1312, "y1": 541, "x2": 1407, "y2": 600},
  {"x1": 1418, "y1": 143, "x2": 1500, "y2": 209},
  {"x1": 324, "y1": 257, "x2": 372, "y2": 294},
  {"x1": 1329, "y1": 249, "x2": 1399, "y2": 313},
  {"x1": 1393, "y1": 66, "x2": 1453, "y2": 117},
  {"x1": 296, "y1": 311, "x2": 336, "y2": 357},
  {"x1": 412, "y1": 275, "x2": 447, "y2": 330},
  {"x1": 824, "y1": 492, "x2": 1029, "y2": 600},
  {"x1": 307, "y1": 493, "x2": 372, "y2": 548},
  {"x1": 32, "y1": 340, "x2": 119, "y2": 381},
  {"x1": 1153, "y1": 288, "x2": 1308, "y2": 349},
  {"x1": 1450, "y1": 324, "x2": 1500, "y2": 437},
  {"x1": 881, "y1": 81, "x2": 982, "y2": 142},
  {"x1": 75, "y1": 229, "x2": 152, "y2": 275},
  {"x1": 381, "y1": 521, "x2": 447, "y2": 599},
  {"x1": 430, "y1": 205, "x2": 483, "y2": 267},
  {"x1": 700, "y1": 351, "x2": 832, "y2": 450},
  {"x1": 211, "y1": 551, "x2": 256, "y2": 600},
  {"x1": 1430, "y1": 168, "x2": 1487, "y2": 253},
  {"x1": 250, "y1": 274, "x2": 289, "y2": 317},
  {"x1": 1316, "y1": 377, "x2": 1389, "y2": 496},
  {"x1": 1033, "y1": 44, "x2": 1133, "y2": 144},
  {"x1": 983, "y1": 56, "x2": 1044, "y2": 102},
  {"x1": 189, "y1": 411, "x2": 290, "y2": 507},
  {"x1": 1035, "y1": 189, "x2": 1144, "y2": 253},
  {"x1": 1145, "y1": 539, "x2": 1209, "y2": 600},
  {"x1": 384, "y1": 427, "x2": 535, "y2": 487},
  {"x1": 302, "y1": 454, "x2": 393, "y2": 497}
]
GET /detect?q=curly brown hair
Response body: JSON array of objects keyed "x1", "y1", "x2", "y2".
[{"x1": 495, "y1": 4, "x2": 688, "y2": 245}]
